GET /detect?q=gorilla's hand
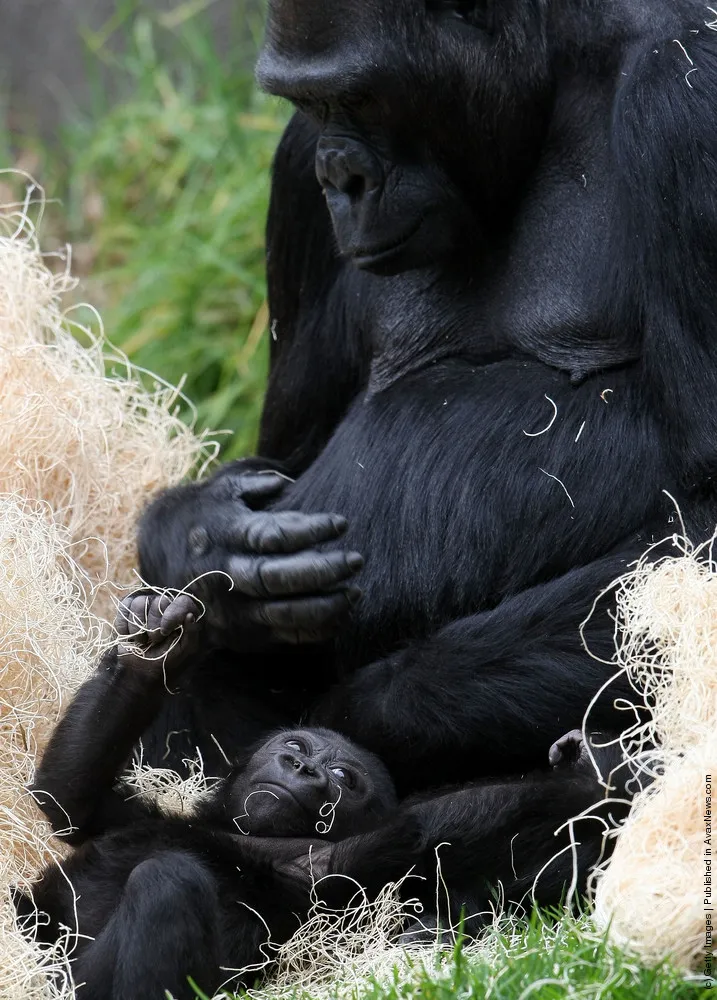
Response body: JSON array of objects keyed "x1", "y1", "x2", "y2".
[
  {"x1": 115, "y1": 590, "x2": 201, "y2": 681},
  {"x1": 548, "y1": 729, "x2": 587, "y2": 770},
  {"x1": 138, "y1": 460, "x2": 363, "y2": 646},
  {"x1": 244, "y1": 837, "x2": 333, "y2": 888}
]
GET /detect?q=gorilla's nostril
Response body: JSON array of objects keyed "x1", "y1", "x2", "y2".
[
  {"x1": 328, "y1": 153, "x2": 365, "y2": 199},
  {"x1": 341, "y1": 174, "x2": 366, "y2": 200},
  {"x1": 316, "y1": 138, "x2": 383, "y2": 203},
  {"x1": 290, "y1": 756, "x2": 318, "y2": 777}
]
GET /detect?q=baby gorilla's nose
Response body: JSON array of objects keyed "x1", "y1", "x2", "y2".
[
  {"x1": 280, "y1": 753, "x2": 328, "y2": 792},
  {"x1": 291, "y1": 757, "x2": 315, "y2": 776}
]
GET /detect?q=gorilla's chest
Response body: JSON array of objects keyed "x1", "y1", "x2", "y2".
[{"x1": 278, "y1": 357, "x2": 664, "y2": 658}]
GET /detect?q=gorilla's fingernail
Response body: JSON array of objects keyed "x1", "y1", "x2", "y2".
[
  {"x1": 347, "y1": 552, "x2": 364, "y2": 571},
  {"x1": 346, "y1": 586, "x2": 363, "y2": 606},
  {"x1": 332, "y1": 515, "x2": 348, "y2": 533}
]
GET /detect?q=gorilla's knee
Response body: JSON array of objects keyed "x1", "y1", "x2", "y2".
[
  {"x1": 125, "y1": 850, "x2": 217, "y2": 910},
  {"x1": 100, "y1": 851, "x2": 221, "y2": 1000}
]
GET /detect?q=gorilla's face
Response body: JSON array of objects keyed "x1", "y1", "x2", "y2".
[
  {"x1": 227, "y1": 728, "x2": 397, "y2": 840},
  {"x1": 257, "y1": 0, "x2": 552, "y2": 275}
]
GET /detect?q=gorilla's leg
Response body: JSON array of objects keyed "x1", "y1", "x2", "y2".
[{"x1": 75, "y1": 852, "x2": 221, "y2": 1000}]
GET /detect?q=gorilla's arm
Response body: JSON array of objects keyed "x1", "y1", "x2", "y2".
[
  {"x1": 326, "y1": 737, "x2": 630, "y2": 924},
  {"x1": 139, "y1": 116, "x2": 369, "y2": 646},
  {"x1": 317, "y1": 555, "x2": 636, "y2": 788},
  {"x1": 32, "y1": 595, "x2": 198, "y2": 843},
  {"x1": 32, "y1": 650, "x2": 164, "y2": 842}
]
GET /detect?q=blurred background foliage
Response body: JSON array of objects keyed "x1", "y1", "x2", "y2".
[{"x1": 1, "y1": 0, "x2": 287, "y2": 458}]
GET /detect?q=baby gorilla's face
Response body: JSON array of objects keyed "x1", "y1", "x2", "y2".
[{"x1": 227, "y1": 727, "x2": 397, "y2": 840}]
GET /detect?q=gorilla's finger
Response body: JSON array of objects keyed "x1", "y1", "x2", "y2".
[
  {"x1": 127, "y1": 594, "x2": 152, "y2": 631},
  {"x1": 245, "y1": 589, "x2": 362, "y2": 631},
  {"x1": 232, "y1": 511, "x2": 349, "y2": 554},
  {"x1": 115, "y1": 596, "x2": 137, "y2": 635},
  {"x1": 159, "y1": 594, "x2": 201, "y2": 635},
  {"x1": 237, "y1": 471, "x2": 294, "y2": 506},
  {"x1": 115, "y1": 595, "x2": 153, "y2": 647},
  {"x1": 145, "y1": 597, "x2": 166, "y2": 635},
  {"x1": 228, "y1": 551, "x2": 363, "y2": 598}
]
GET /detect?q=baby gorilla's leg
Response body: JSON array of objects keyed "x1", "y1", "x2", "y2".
[{"x1": 74, "y1": 851, "x2": 221, "y2": 1000}]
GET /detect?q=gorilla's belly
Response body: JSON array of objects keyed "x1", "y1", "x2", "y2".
[{"x1": 274, "y1": 357, "x2": 666, "y2": 660}]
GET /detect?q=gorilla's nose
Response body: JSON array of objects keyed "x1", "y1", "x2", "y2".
[
  {"x1": 282, "y1": 753, "x2": 327, "y2": 789},
  {"x1": 316, "y1": 137, "x2": 383, "y2": 201},
  {"x1": 291, "y1": 756, "x2": 316, "y2": 776}
]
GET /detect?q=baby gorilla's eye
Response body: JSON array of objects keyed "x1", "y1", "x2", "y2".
[
  {"x1": 285, "y1": 739, "x2": 307, "y2": 753},
  {"x1": 330, "y1": 766, "x2": 356, "y2": 789}
]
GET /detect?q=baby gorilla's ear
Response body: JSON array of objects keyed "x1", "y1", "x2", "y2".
[{"x1": 115, "y1": 590, "x2": 202, "y2": 681}]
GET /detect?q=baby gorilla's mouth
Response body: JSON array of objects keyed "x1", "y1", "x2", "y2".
[
  {"x1": 231, "y1": 781, "x2": 317, "y2": 838},
  {"x1": 255, "y1": 782, "x2": 308, "y2": 812}
]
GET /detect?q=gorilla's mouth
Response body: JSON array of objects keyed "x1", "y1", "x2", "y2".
[
  {"x1": 257, "y1": 781, "x2": 308, "y2": 811},
  {"x1": 351, "y1": 218, "x2": 423, "y2": 271}
]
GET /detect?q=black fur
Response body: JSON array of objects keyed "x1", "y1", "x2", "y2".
[
  {"x1": 25, "y1": 603, "x2": 628, "y2": 997},
  {"x1": 136, "y1": 0, "x2": 717, "y2": 902},
  {"x1": 27, "y1": 613, "x2": 401, "y2": 999}
]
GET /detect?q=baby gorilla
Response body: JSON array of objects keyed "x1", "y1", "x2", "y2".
[{"x1": 24, "y1": 593, "x2": 399, "y2": 1000}]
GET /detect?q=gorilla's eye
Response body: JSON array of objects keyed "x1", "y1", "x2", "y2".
[
  {"x1": 426, "y1": 0, "x2": 493, "y2": 31},
  {"x1": 330, "y1": 765, "x2": 356, "y2": 789},
  {"x1": 285, "y1": 738, "x2": 308, "y2": 754}
]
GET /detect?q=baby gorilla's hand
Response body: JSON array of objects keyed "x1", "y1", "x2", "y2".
[
  {"x1": 549, "y1": 729, "x2": 590, "y2": 772},
  {"x1": 549, "y1": 729, "x2": 613, "y2": 777},
  {"x1": 115, "y1": 591, "x2": 201, "y2": 681},
  {"x1": 550, "y1": 728, "x2": 631, "y2": 793}
]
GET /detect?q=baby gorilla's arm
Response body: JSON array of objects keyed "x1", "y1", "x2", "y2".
[
  {"x1": 32, "y1": 592, "x2": 200, "y2": 844},
  {"x1": 236, "y1": 836, "x2": 333, "y2": 887}
]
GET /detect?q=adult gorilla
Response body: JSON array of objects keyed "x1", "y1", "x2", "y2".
[{"x1": 139, "y1": 0, "x2": 717, "y2": 793}]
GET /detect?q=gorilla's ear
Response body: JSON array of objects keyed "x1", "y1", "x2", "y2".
[{"x1": 616, "y1": 40, "x2": 717, "y2": 488}]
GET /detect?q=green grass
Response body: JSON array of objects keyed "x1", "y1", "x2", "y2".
[
  {"x1": 212, "y1": 911, "x2": 710, "y2": 1000},
  {"x1": 423, "y1": 915, "x2": 709, "y2": 1000},
  {"x1": 8, "y1": 2, "x2": 287, "y2": 458}
]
